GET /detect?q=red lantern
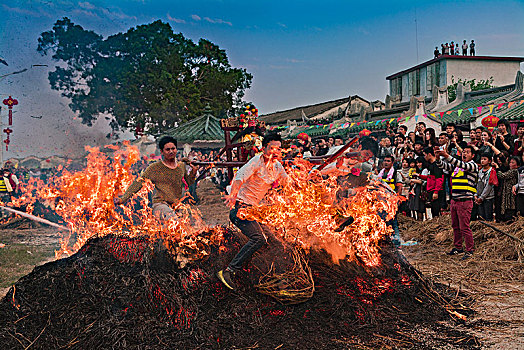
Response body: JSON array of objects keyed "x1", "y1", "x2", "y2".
[
  {"x1": 359, "y1": 129, "x2": 371, "y2": 137},
  {"x1": 3, "y1": 128, "x2": 12, "y2": 151},
  {"x1": 2, "y1": 96, "x2": 18, "y2": 126},
  {"x1": 297, "y1": 132, "x2": 309, "y2": 141},
  {"x1": 481, "y1": 115, "x2": 499, "y2": 131}
]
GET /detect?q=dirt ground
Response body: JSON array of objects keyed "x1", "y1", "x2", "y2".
[{"x1": 0, "y1": 179, "x2": 522, "y2": 349}]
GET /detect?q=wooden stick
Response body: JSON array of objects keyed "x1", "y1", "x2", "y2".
[
  {"x1": 315, "y1": 136, "x2": 359, "y2": 172},
  {"x1": 478, "y1": 221, "x2": 524, "y2": 244},
  {"x1": 0, "y1": 206, "x2": 69, "y2": 231}
]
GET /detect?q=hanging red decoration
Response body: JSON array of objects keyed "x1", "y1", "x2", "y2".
[
  {"x1": 481, "y1": 115, "x2": 499, "y2": 131},
  {"x1": 3, "y1": 96, "x2": 18, "y2": 126},
  {"x1": 359, "y1": 129, "x2": 371, "y2": 137},
  {"x1": 3, "y1": 128, "x2": 12, "y2": 151}
]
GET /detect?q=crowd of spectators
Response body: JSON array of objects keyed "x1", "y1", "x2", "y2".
[
  {"x1": 434, "y1": 40, "x2": 475, "y2": 58},
  {"x1": 284, "y1": 118, "x2": 524, "y2": 258},
  {"x1": 373, "y1": 120, "x2": 524, "y2": 222},
  {"x1": 369, "y1": 119, "x2": 524, "y2": 259}
]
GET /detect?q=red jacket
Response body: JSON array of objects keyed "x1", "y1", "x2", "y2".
[{"x1": 419, "y1": 174, "x2": 444, "y2": 193}]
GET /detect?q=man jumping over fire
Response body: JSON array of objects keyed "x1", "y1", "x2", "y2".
[
  {"x1": 217, "y1": 133, "x2": 290, "y2": 290},
  {"x1": 115, "y1": 136, "x2": 197, "y2": 220}
]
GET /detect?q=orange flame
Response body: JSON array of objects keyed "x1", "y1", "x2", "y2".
[
  {"x1": 11, "y1": 143, "x2": 223, "y2": 259},
  {"x1": 241, "y1": 159, "x2": 402, "y2": 267}
]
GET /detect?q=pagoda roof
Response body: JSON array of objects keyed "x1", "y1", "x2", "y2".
[{"x1": 165, "y1": 107, "x2": 225, "y2": 144}]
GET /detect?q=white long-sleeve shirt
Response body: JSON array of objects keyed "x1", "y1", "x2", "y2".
[{"x1": 233, "y1": 154, "x2": 289, "y2": 206}]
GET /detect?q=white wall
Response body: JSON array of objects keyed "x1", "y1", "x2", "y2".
[{"x1": 446, "y1": 60, "x2": 520, "y2": 87}]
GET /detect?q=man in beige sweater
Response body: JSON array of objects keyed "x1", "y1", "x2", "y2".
[{"x1": 115, "y1": 136, "x2": 197, "y2": 220}]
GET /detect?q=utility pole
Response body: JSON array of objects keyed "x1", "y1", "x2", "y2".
[{"x1": 415, "y1": 6, "x2": 419, "y2": 64}]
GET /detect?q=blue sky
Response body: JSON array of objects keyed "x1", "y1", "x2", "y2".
[{"x1": 0, "y1": 0, "x2": 523, "y2": 157}]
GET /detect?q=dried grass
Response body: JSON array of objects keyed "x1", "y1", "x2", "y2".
[
  {"x1": 255, "y1": 247, "x2": 314, "y2": 305},
  {"x1": 398, "y1": 214, "x2": 524, "y2": 283}
]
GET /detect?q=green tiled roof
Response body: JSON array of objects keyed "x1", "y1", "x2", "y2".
[
  {"x1": 441, "y1": 93, "x2": 507, "y2": 125},
  {"x1": 165, "y1": 106, "x2": 226, "y2": 143},
  {"x1": 287, "y1": 118, "x2": 401, "y2": 140},
  {"x1": 499, "y1": 102, "x2": 524, "y2": 121},
  {"x1": 289, "y1": 125, "x2": 331, "y2": 138}
]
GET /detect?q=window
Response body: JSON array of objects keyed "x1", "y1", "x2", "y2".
[
  {"x1": 409, "y1": 70, "x2": 421, "y2": 96},
  {"x1": 415, "y1": 69, "x2": 420, "y2": 95},
  {"x1": 391, "y1": 77, "x2": 402, "y2": 100},
  {"x1": 426, "y1": 64, "x2": 434, "y2": 91}
]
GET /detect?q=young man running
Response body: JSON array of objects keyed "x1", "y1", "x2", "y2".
[
  {"x1": 115, "y1": 136, "x2": 197, "y2": 220},
  {"x1": 218, "y1": 133, "x2": 290, "y2": 290}
]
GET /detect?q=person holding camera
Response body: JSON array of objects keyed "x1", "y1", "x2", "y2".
[
  {"x1": 420, "y1": 148, "x2": 445, "y2": 218},
  {"x1": 408, "y1": 157, "x2": 428, "y2": 221},
  {"x1": 513, "y1": 125, "x2": 524, "y2": 157},
  {"x1": 435, "y1": 145, "x2": 478, "y2": 260},
  {"x1": 494, "y1": 119, "x2": 514, "y2": 153}
]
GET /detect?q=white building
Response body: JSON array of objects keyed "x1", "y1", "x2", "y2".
[{"x1": 386, "y1": 55, "x2": 524, "y2": 103}]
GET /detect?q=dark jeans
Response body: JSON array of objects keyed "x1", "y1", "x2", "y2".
[
  {"x1": 430, "y1": 191, "x2": 445, "y2": 218},
  {"x1": 182, "y1": 183, "x2": 199, "y2": 205},
  {"x1": 478, "y1": 198, "x2": 494, "y2": 221},
  {"x1": 379, "y1": 210, "x2": 400, "y2": 246},
  {"x1": 228, "y1": 203, "x2": 266, "y2": 272},
  {"x1": 516, "y1": 194, "x2": 524, "y2": 217}
]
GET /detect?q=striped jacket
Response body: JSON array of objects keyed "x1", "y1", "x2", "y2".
[{"x1": 437, "y1": 156, "x2": 478, "y2": 200}]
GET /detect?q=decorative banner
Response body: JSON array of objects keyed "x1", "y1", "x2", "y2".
[
  {"x1": 440, "y1": 112, "x2": 444, "y2": 118},
  {"x1": 508, "y1": 101, "x2": 515, "y2": 109},
  {"x1": 415, "y1": 115, "x2": 419, "y2": 122},
  {"x1": 389, "y1": 118, "x2": 395, "y2": 123},
  {"x1": 375, "y1": 121, "x2": 380, "y2": 125},
  {"x1": 477, "y1": 106, "x2": 482, "y2": 114},
  {"x1": 405, "y1": 117, "x2": 409, "y2": 122},
  {"x1": 458, "y1": 109, "x2": 463, "y2": 117},
  {"x1": 468, "y1": 108, "x2": 474, "y2": 115},
  {"x1": 431, "y1": 113, "x2": 436, "y2": 118},
  {"x1": 350, "y1": 123, "x2": 355, "y2": 128},
  {"x1": 423, "y1": 114, "x2": 427, "y2": 117},
  {"x1": 497, "y1": 103, "x2": 504, "y2": 109},
  {"x1": 446, "y1": 111, "x2": 452, "y2": 115},
  {"x1": 397, "y1": 117, "x2": 402, "y2": 122},
  {"x1": 489, "y1": 104, "x2": 494, "y2": 113}
]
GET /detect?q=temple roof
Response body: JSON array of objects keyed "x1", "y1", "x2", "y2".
[
  {"x1": 440, "y1": 84, "x2": 516, "y2": 125},
  {"x1": 164, "y1": 105, "x2": 225, "y2": 144},
  {"x1": 260, "y1": 97, "x2": 352, "y2": 124},
  {"x1": 499, "y1": 101, "x2": 524, "y2": 121}
]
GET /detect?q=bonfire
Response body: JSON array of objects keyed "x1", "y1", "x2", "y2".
[{"x1": 0, "y1": 143, "x2": 479, "y2": 349}]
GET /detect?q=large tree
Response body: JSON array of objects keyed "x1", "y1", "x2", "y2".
[{"x1": 38, "y1": 18, "x2": 252, "y2": 135}]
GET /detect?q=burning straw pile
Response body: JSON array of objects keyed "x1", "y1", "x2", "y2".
[
  {"x1": 0, "y1": 229, "x2": 479, "y2": 349},
  {"x1": 0, "y1": 144, "x2": 481, "y2": 348}
]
